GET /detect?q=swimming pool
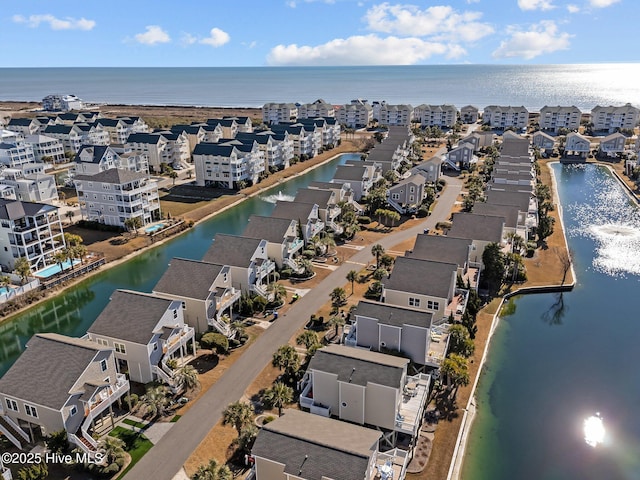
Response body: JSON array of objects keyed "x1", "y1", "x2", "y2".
[
  {"x1": 0, "y1": 286, "x2": 13, "y2": 295},
  {"x1": 34, "y1": 259, "x2": 81, "y2": 278},
  {"x1": 145, "y1": 223, "x2": 166, "y2": 233}
]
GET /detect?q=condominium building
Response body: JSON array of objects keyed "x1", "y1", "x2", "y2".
[
  {"x1": 298, "y1": 99, "x2": 336, "y2": 118},
  {"x1": 482, "y1": 105, "x2": 529, "y2": 129},
  {"x1": 336, "y1": 99, "x2": 373, "y2": 128},
  {"x1": 591, "y1": 103, "x2": 640, "y2": 133},
  {"x1": 414, "y1": 104, "x2": 458, "y2": 128},
  {"x1": 262, "y1": 103, "x2": 298, "y2": 125},
  {"x1": 539, "y1": 106, "x2": 582, "y2": 133}
]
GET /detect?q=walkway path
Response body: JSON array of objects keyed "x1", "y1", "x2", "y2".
[{"x1": 125, "y1": 175, "x2": 463, "y2": 480}]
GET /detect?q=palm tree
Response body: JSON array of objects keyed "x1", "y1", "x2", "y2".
[
  {"x1": 139, "y1": 385, "x2": 170, "y2": 419},
  {"x1": 371, "y1": 244, "x2": 385, "y2": 269},
  {"x1": 328, "y1": 315, "x2": 346, "y2": 339},
  {"x1": 296, "y1": 331, "x2": 320, "y2": 350},
  {"x1": 14, "y1": 257, "x2": 31, "y2": 285},
  {"x1": 92, "y1": 436, "x2": 127, "y2": 475},
  {"x1": 319, "y1": 234, "x2": 336, "y2": 256},
  {"x1": 262, "y1": 382, "x2": 294, "y2": 416},
  {"x1": 296, "y1": 258, "x2": 314, "y2": 278},
  {"x1": 53, "y1": 250, "x2": 68, "y2": 273},
  {"x1": 272, "y1": 344, "x2": 300, "y2": 380},
  {"x1": 192, "y1": 458, "x2": 232, "y2": 480},
  {"x1": 173, "y1": 365, "x2": 200, "y2": 392},
  {"x1": 266, "y1": 282, "x2": 287, "y2": 305},
  {"x1": 222, "y1": 401, "x2": 254, "y2": 435},
  {"x1": 329, "y1": 287, "x2": 347, "y2": 312},
  {"x1": 346, "y1": 270, "x2": 358, "y2": 295},
  {"x1": 65, "y1": 210, "x2": 75, "y2": 224},
  {"x1": 0, "y1": 275, "x2": 11, "y2": 290}
]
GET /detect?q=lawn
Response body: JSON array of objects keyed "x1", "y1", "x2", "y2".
[
  {"x1": 109, "y1": 426, "x2": 153, "y2": 477},
  {"x1": 122, "y1": 418, "x2": 147, "y2": 429}
]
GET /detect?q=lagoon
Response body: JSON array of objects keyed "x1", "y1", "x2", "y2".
[
  {"x1": 0, "y1": 153, "x2": 357, "y2": 377},
  {"x1": 462, "y1": 164, "x2": 640, "y2": 479}
]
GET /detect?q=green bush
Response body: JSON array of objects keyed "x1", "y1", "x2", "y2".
[
  {"x1": 357, "y1": 215, "x2": 372, "y2": 224},
  {"x1": 200, "y1": 332, "x2": 229, "y2": 355},
  {"x1": 252, "y1": 295, "x2": 268, "y2": 313},
  {"x1": 263, "y1": 416, "x2": 276, "y2": 424},
  {"x1": 417, "y1": 206, "x2": 430, "y2": 217},
  {"x1": 279, "y1": 268, "x2": 292, "y2": 279}
]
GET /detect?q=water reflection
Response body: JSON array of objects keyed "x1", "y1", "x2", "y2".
[{"x1": 541, "y1": 292, "x2": 567, "y2": 326}]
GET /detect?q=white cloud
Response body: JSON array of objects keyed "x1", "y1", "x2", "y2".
[
  {"x1": 364, "y1": 3, "x2": 494, "y2": 43},
  {"x1": 588, "y1": 0, "x2": 620, "y2": 7},
  {"x1": 200, "y1": 28, "x2": 230, "y2": 47},
  {"x1": 267, "y1": 34, "x2": 466, "y2": 66},
  {"x1": 12, "y1": 14, "x2": 95, "y2": 30},
  {"x1": 492, "y1": 21, "x2": 571, "y2": 60},
  {"x1": 134, "y1": 25, "x2": 171, "y2": 45},
  {"x1": 181, "y1": 33, "x2": 197, "y2": 46},
  {"x1": 567, "y1": 4, "x2": 580, "y2": 12},
  {"x1": 517, "y1": 0, "x2": 555, "y2": 10}
]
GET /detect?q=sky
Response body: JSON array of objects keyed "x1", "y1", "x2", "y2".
[{"x1": 0, "y1": 0, "x2": 635, "y2": 67}]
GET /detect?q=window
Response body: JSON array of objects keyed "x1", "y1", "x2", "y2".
[
  {"x1": 25, "y1": 404, "x2": 38, "y2": 418},
  {"x1": 100, "y1": 359, "x2": 108, "y2": 372},
  {"x1": 173, "y1": 309, "x2": 178, "y2": 319},
  {"x1": 6, "y1": 398, "x2": 18, "y2": 412},
  {"x1": 341, "y1": 401, "x2": 348, "y2": 408},
  {"x1": 114, "y1": 343, "x2": 126, "y2": 354},
  {"x1": 427, "y1": 300, "x2": 440, "y2": 310},
  {"x1": 391, "y1": 193, "x2": 400, "y2": 200},
  {"x1": 70, "y1": 405, "x2": 77, "y2": 416},
  {"x1": 409, "y1": 297, "x2": 420, "y2": 307},
  {"x1": 153, "y1": 343, "x2": 159, "y2": 351},
  {"x1": 95, "y1": 338, "x2": 108, "y2": 347},
  {"x1": 181, "y1": 301, "x2": 186, "y2": 310}
]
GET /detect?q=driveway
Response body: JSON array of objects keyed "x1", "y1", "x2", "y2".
[{"x1": 124, "y1": 175, "x2": 463, "y2": 479}]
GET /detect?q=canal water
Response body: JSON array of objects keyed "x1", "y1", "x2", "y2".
[
  {"x1": 0, "y1": 153, "x2": 358, "y2": 376},
  {"x1": 462, "y1": 164, "x2": 640, "y2": 480}
]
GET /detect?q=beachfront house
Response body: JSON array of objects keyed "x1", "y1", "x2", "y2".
[
  {"x1": 598, "y1": 132, "x2": 627, "y2": 158},
  {"x1": 298, "y1": 99, "x2": 336, "y2": 118},
  {"x1": 192, "y1": 142, "x2": 265, "y2": 189},
  {"x1": 0, "y1": 333, "x2": 129, "y2": 454},
  {"x1": 0, "y1": 164, "x2": 58, "y2": 204},
  {"x1": 270, "y1": 200, "x2": 325, "y2": 242},
  {"x1": 332, "y1": 164, "x2": 381, "y2": 201},
  {"x1": 531, "y1": 131, "x2": 556, "y2": 156},
  {"x1": 336, "y1": 99, "x2": 373, "y2": 128},
  {"x1": 298, "y1": 345, "x2": 430, "y2": 448},
  {"x1": 482, "y1": 105, "x2": 529, "y2": 130},
  {"x1": 294, "y1": 188, "x2": 342, "y2": 234},
  {"x1": 251, "y1": 409, "x2": 410, "y2": 480},
  {"x1": 0, "y1": 198, "x2": 66, "y2": 274},
  {"x1": 460, "y1": 105, "x2": 479, "y2": 124},
  {"x1": 344, "y1": 300, "x2": 436, "y2": 367},
  {"x1": 153, "y1": 258, "x2": 240, "y2": 337},
  {"x1": 203, "y1": 234, "x2": 275, "y2": 299},
  {"x1": 413, "y1": 104, "x2": 458, "y2": 128},
  {"x1": 85, "y1": 290, "x2": 195, "y2": 386},
  {"x1": 378, "y1": 104, "x2": 414, "y2": 126},
  {"x1": 381, "y1": 257, "x2": 465, "y2": 322},
  {"x1": 73, "y1": 168, "x2": 161, "y2": 228},
  {"x1": 242, "y1": 215, "x2": 304, "y2": 271},
  {"x1": 387, "y1": 174, "x2": 425, "y2": 215},
  {"x1": 563, "y1": 132, "x2": 591, "y2": 159},
  {"x1": 262, "y1": 103, "x2": 298, "y2": 125},
  {"x1": 539, "y1": 106, "x2": 582, "y2": 133},
  {"x1": 591, "y1": 103, "x2": 640, "y2": 133}
]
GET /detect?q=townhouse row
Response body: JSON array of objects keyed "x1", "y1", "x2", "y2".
[{"x1": 262, "y1": 100, "x2": 640, "y2": 133}]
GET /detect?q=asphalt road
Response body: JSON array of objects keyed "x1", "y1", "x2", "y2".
[{"x1": 124, "y1": 174, "x2": 462, "y2": 480}]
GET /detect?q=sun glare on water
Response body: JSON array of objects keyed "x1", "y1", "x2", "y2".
[{"x1": 584, "y1": 414, "x2": 605, "y2": 447}]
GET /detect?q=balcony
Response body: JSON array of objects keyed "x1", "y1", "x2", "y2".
[
  {"x1": 395, "y1": 373, "x2": 431, "y2": 437},
  {"x1": 255, "y1": 258, "x2": 276, "y2": 280},
  {"x1": 426, "y1": 325, "x2": 450, "y2": 367},
  {"x1": 207, "y1": 286, "x2": 241, "y2": 320},
  {"x1": 164, "y1": 325, "x2": 195, "y2": 357},
  {"x1": 286, "y1": 237, "x2": 304, "y2": 255},
  {"x1": 444, "y1": 288, "x2": 469, "y2": 323},
  {"x1": 371, "y1": 449, "x2": 410, "y2": 480},
  {"x1": 85, "y1": 373, "x2": 129, "y2": 419}
]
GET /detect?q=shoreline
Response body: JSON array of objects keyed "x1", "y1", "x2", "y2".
[
  {"x1": 447, "y1": 160, "x2": 578, "y2": 480},
  {"x1": 0, "y1": 147, "x2": 357, "y2": 326}
]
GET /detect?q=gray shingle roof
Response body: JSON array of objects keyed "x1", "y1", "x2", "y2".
[
  {"x1": 271, "y1": 201, "x2": 316, "y2": 222},
  {"x1": 0, "y1": 333, "x2": 108, "y2": 410},
  {"x1": 75, "y1": 145, "x2": 110, "y2": 164},
  {"x1": 153, "y1": 258, "x2": 224, "y2": 300},
  {"x1": 472, "y1": 203, "x2": 521, "y2": 229},
  {"x1": 127, "y1": 133, "x2": 163, "y2": 144},
  {"x1": 242, "y1": 215, "x2": 294, "y2": 244},
  {"x1": 74, "y1": 168, "x2": 148, "y2": 184},
  {"x1": 203, "y1": 234, "x2": 262, "y2": 267},
  {"x1": 87, "y1": 290, "x2": 173, "y2": 345},
  {"x1": 354, "y1": 300, "x2": 432, "y2": 329},
  {"x1": 333, "y1": 165, "x2": 366, "y2": 182},
  {"x1": 252, "y1": 409, "x2": 379, "y2": 480},
  {"x1": 192, "y1": 143, "x2": 235, "y2": 156},
  {"x1": 407, "y1": 234, "x2": 472, "y2": 267},
  {"x1": 485, "y1": 190, "x2": 532, "y2": 212},
  {"x1": 0, "y1": 199, "x2": 55, "y2": 220},
  {"x1": 293, "y1": 188, "x2": 333, "y2": 207},
  {"x1": 384, "y1": 257, "x2": 457, "y2": 298},
  {"x1": 308, "y1": 345, "x2": 407, "y2": 388},
  {"x1": 448, "y1": 213, "x2": 506, "y2": 243}
]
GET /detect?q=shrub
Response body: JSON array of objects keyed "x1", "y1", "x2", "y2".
[
  {"x1": 364, "y1": 281, "x2": 383, "y2": 299},
  {"x1": 279, "y1": 268, "x2": 292, "y2": 279},
  {"x1": 436, "y1": 221, "x2": 452, "y2": 231},
  {"x1": 417, "y1": 206, "x2": 430, "y2": 217},
  {"x1": 252, "y1": 295, "x2": 268, "y2": 313},
  {"x1": 357, "y1": 216, "x2": 372, "y2": 224},
  {"x1": 201, "y1": 332, "x2": 229, "y2": 355},
  {"x1": 263, "y1": 415, "x2": 276, "y2": 424},
  {"x1": 124, "y1": 394, "x2": 139, "y2": 409}
]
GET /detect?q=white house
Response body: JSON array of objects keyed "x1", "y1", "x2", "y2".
[
  {"x1": 591, "y1": 103, "x2": 640, "y2": 133},
  {"x1": 298, "y1": 99, "x2": 336, "y2": 118},
  {"x1": 262, "y1": 103, "x2": 298, "y2": 125},
  {"x1": 539, "y1": 105, "x2": 581, "y2": 133},
  {"x1": 192, "y1": 142, "x2": 265, "y2": 189},
  {"x1": 0, "y1": 164, "x2": 58, "y2": 204},
  {"x1": 460, "y1": 105, "x2": 479, "y2": 124},
  {"x1": 482, "y1": 105, "x2": 529, "y2": 130},
  {"x1": 414, "y1": 104, "x2": 458, "y2": 128},
  {"x1": 336, "y1": 99, "x2": 373, "y2": 128}
]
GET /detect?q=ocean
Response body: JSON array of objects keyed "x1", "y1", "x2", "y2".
[{"x1": 1, "y1": 64, "x2": 640, "y2": 111}]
